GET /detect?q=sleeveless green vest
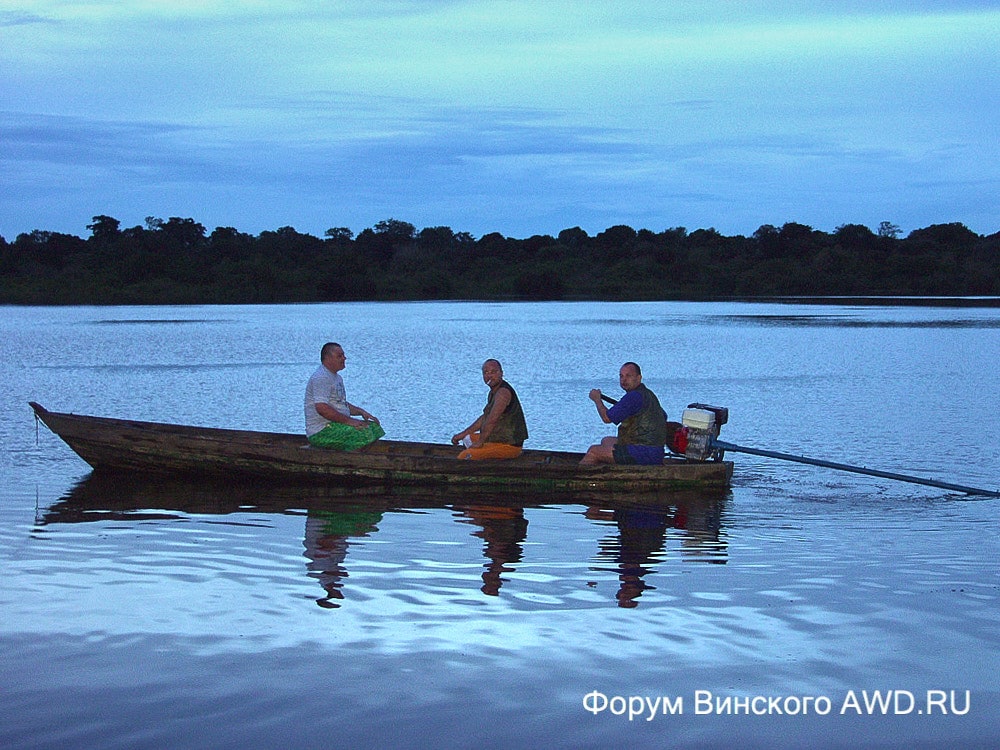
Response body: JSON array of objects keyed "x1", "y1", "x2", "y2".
[
  {"x1": 483, "y1": 381, "x2": 529, "y2": 446},
  {"x1": 617, "y1": 384, "x2": 667, "y2": 446}
]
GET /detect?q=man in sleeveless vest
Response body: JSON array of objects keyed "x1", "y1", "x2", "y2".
[
  {"x1": 452, "y1": 359, "x2": 529, "y2": 460},
  {"x1": 580, "y1": 362, "x2": 667, "y2": 465}
]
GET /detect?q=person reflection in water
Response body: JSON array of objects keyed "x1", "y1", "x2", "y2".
[
  {"x1": 589, "y1": 506, "x2": 671, "y2": 608},
  {"x1": 303, "y1": 508, "x2": 383, "y2": 608},
  {"x1": 455, "y1": 504, "x2": 529, "y2": 596},
  {"x1": 588, "y1": 496, "x2": 728, "y2": 607}
]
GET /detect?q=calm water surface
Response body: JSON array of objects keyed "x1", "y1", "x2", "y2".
[{"x1": 2, "y1": 301, "x2": 999, "y2": 749}]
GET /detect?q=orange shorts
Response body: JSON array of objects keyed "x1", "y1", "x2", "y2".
[{"x1": 457, "y1": 442, "x2": 523, "y2": 461}]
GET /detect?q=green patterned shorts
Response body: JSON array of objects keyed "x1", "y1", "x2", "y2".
[{"x1": 308, "y1": 421, "x2": 385, "y2": 451}]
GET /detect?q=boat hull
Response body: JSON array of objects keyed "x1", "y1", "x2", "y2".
[{"x1": 29, "y1": 402, "x2": 733, "y2": 493}]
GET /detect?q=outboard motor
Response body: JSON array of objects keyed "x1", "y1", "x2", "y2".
[{"x1": 681, "y1": 403, "x2": 728, "y2": 461}]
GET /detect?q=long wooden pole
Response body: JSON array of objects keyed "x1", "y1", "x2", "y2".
[{"x1": 713, "y1": 439, "x2": 1000, "y2": 498}]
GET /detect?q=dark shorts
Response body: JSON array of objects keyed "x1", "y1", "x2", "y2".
[
  {"x1": 613, "y1": 443, "x2": 664, "y2": 466},
  {"x1": 612, "y1": 444, "x2": 637, "y2": 464}
]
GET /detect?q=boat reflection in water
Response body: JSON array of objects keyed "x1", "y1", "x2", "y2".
[{"x1": 38, "y1": 472, "x2": 728, "y2": 608}]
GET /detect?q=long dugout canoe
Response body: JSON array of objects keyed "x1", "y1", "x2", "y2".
[{"x1": 29, "y1": 402, "x2": 734, "y2": 493}]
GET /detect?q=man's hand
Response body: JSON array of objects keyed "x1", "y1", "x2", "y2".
[{"x1": 356, "y1": 408, "x2": 379, "y2": 424}]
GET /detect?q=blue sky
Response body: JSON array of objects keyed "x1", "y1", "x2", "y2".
[{"x1": 2, "y1": 1, "x2": 997, "y2": 241}]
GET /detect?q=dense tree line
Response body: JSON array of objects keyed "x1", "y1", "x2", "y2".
[{"x1": 1, "y1": 215, "x2": 998, "y2": 304}]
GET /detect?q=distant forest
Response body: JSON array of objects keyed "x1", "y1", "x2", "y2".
[{"x1": 2, "y1": 215, "x2": 998, "y2": 304}]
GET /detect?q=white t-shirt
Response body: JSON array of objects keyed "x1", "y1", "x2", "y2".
[{"x1": 304, "y1": 365, "x2": 349, "y2": 436}]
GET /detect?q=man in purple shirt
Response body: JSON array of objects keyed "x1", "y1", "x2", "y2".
[{"x1": 580, "y1": 362, "x2": 667, "y2": 465}]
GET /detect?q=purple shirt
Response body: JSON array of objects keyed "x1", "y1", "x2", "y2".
[{"x1": 606, "y1": 390, "x2": 644, "y2": 423}]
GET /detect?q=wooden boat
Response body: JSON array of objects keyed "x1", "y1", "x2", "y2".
[{"x1": 29, "y1": 402, "x2": 734, "y2": 493}]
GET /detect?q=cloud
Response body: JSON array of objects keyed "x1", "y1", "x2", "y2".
[
  {"x1": 0, "y1": 2, "x2": 997, "y2": 239},
  {"x1": 0, "y1": 11, "x2": 56, "y2": 27}
]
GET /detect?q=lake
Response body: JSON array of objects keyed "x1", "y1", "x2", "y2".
[{"x1": 2, "y1": 300, "x2": 999, "y2": 749}]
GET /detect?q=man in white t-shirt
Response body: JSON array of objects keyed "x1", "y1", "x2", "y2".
[{"x1": 304, "y1": 342, "x2": 384, "y2": 450}]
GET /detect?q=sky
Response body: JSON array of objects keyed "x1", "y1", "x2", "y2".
[{"x1": 2, "y1": 1, "x2": 998, "y2": 241}]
